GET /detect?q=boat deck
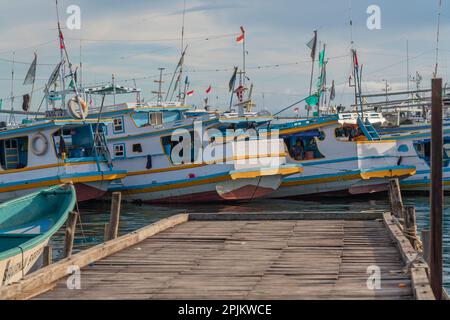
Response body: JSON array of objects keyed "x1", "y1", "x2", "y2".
[{"x1": 36, "y1": 214, "x2": 415, "y2": 300}]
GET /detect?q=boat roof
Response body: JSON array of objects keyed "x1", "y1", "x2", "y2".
[{"x1": 0, "y1": 119, "x2": 107, "y2": 138}]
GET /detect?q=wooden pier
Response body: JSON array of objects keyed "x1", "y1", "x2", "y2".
[{"x1": 0, "y1": 210, "x2": 434, "y2": 300}]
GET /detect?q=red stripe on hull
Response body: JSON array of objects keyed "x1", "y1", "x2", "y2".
[
  {"x1": 139, "y1": 185, "x2": 275, "y2": 204},
  {"x1": 75, "y1": 183, "x2": 106, "y2": 202}
]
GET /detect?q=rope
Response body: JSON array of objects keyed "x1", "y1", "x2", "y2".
[{"x1": 391, "y1": 214, "x2": 424, "y2": 252}]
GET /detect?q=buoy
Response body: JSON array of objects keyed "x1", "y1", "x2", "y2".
[
  {"x1": 30, "y1": 132, "x2": 49, "y2": 156},
  {"x1": 67, "y1": 96, "x2": 89, "y2": 119}
]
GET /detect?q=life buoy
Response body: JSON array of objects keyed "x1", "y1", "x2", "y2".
[
  {"x1": 67, "y1": 96, "x2": 89, "y2": 120},
  {"x1": 30, "y1": 132, "x2": 49, "y2": 156}
]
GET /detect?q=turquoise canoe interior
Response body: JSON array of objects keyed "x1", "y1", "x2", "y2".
[{"x1": 0, "y1": 184, "x2": 76, "y2": 261}]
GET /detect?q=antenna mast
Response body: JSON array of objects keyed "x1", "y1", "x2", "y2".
[{"x1": 9, "y1": 52, "x2": 16, "y2": 124}]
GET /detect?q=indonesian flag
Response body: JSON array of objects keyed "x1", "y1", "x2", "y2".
[
  {"x1": 294, "y1": 107, "x2": 299, "y2": 113},
  {"x1": 59, "y1": 30, "x2": 65, "y2": 49},
  {"x1": 236, "y1": 26, "x2": 245, "y2": 43},
  {"x1": 206, "y1": 85, "x2": 212, "y2": 94},
  {"x1": 186, "y1": 90, "x2": 195, "y2": 96}
]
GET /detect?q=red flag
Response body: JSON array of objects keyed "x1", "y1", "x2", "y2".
[
  {"x1": 235, "y1": 85, "x2": 244, "y2": 102},
  {"x1": 353, "y1": 51, "x2": 359, "y2": 67},
  {"x1": 206, "y1": 85, "x2": 212, "y2": 94},
  {"x1": 59, "y1": 30, "x2": 65, "y2": 49},
  {"x1": 186, "y1": 90, "x2": 194, "y2": 96},
  {"x1": 294, "y1": 107, "x2": 299, "y2": 112},
  {"x1": 236, "y1": 26, "x2": 245, "y2": 43}
]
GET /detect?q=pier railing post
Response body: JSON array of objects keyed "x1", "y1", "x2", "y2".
[
  {"x1": 64, "y1": 211, "x2": 79, "y2": 258},
  {"x1": 403, "y1": 206, "x2": 419, "y2": 250},
  {"x1": 388, "y1": 178, "x2": 404, "y2": 218},
  {"x1": 430, "y1": 78, "x2": 443, "y2": 300},
  {"x1": 106, "y1": 192, "x2": 122, "y2": 241}
]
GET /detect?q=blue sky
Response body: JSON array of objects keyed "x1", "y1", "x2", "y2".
[{"x1": 0, "y1": 0, "x2": 449, "y2": 116}]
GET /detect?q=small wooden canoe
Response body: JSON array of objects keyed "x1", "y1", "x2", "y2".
[{"x1": 0, "y1": 184, "x2": 76, "y2": 287}]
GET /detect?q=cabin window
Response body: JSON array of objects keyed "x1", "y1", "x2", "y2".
[
  {"x1": 335, "y1": 125, "x2": 363, "y2": 142},
  {"x1": 112, "y1": 116, "x2": 124, "y2": 133},
  {"x1": 161, "y1": 131, "x2": 200, "y2": 165},
  {"x1": 0, "y1": 137, "x2": 28, "y2": 170},
  {"x1": 52, "y1": 125, "x2": 100, "y2": 160},
  {"x1": 132, "y1": 143, "x2": 143, "y2": 153},
  {"x1": 414, "y1": 139, "x2": 450, "y2": 167},
  {"x1": 150, "y1": 112, "x2": 163, "y2": 125},
  {"x1": 113, "y1": 143, "x2": 126, "y2": 158},
  {"x1": 283, "y1": 130, "x2": 325, "y2": 161}
]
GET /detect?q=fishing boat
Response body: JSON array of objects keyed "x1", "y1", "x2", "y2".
[
  {"x1": 380, "y1": 128, "x2": 450, "y2": 191},
  {"x1": 0, "y1": 184, "x2": 75, "y2": 286},
  {"x1": 0, "y1": 119, "x2": 126, "y2": 202},
  {"x1": 221, "y1": 115, "x2": 415, "y2": 198}
]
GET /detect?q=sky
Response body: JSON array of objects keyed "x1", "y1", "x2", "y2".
[{"x1": 0, "y1": 0, "x2": 449, "y2": 117}]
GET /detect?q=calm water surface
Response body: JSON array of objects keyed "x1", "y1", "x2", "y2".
[{"x1": 49, "y1": 195, "x2": 450, "y2": 294}]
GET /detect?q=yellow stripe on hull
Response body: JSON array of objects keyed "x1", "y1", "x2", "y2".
[
  {"x1": 230, "y1": 166, "x2": 302, "y2": 180},
  {"x1": 360, "y1": 168, "x2": 416, "y2": 180},
  {"x1": 0, "y1": 161, "x2": 102, "y2": 175},
  {"x1": 124, "y1": 175, "x2": 231, "y2": 195},
  {"x1": 0, "y1": 173, "x2": 123, "y2": 193}
]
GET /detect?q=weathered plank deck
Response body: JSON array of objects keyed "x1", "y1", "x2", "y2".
[{"x1": 0, "y1": 212, "x2": 434, "y2": 300}]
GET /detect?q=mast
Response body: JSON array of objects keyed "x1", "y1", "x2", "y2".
[
  {"x1": 9, "y1": 52, "x2": 16, "y2": 124},
  {"x1": 307, "y1": 30, "x2": 317, "y2": 119},
  {"x1": 56, "y1": 0, "x2": 66, "y2": 109},
  {"x1": 178, "y1": 0, "x2": 187, "y2": 103},
  {"x1": 152, "y1": 68, "x2": 165, "y2": 106},
  {"x1": 406, "y1": 40, "x2": 410, "y2": 107}
]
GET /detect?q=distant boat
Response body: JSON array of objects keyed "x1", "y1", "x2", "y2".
[{"x1": 0, "y1": 184, "x2": 76, "y2": 286}]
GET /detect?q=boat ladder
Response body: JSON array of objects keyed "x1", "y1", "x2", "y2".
[{"x1": 357, "y1": 117, "x2": 381, "y2": 141}]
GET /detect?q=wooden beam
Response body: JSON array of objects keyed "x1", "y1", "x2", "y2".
[
  {"x1": 430, "y1": 78, "x2": 443, "y2": 300},
  {"x1": 388, "y1": 179, "x2": 404, "y2": 218},
  {"x1": 382, "y1": 213, "x2": 434, "y2": 300}
]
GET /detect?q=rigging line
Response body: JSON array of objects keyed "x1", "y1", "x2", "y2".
[
  {"x1": 0, "y1": 57, "x2": 55, "y2": 66},
  {"x1": 0, "y1": 40, "x2": 55, "y2": 55},
  {"x1": 65, "y1": 33, "x2": 239, "y2": 43}
]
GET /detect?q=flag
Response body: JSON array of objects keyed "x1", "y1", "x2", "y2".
[
  {"x1": 23, "y1": 53, "x2": 37, "y2": 85},
  {"x1": 229, "y1": 66, "x2": 238, "y2": 92},
  {"x1": 306, "y1": 30, "x2": 317, "y2": 60},
  {"x1": 47, "y1": 62, "x2": 62, "y2": 87},
  {"x1": 59, "y1": 30, "x2": 65, "y2": 49},
  {"x1": 330, "y1": 80, "x2": 336, "y2": 101},
  {"x1": 306, "y1": 94, "x2": 319, "y2": 107},
  {"x1": 186, "y1": 90, "x2": 194, "y2": 96},
  {"x1": 235, "y1": 85, "x2": 245, "y2": 102},
  {"x1": 0, "y1": 99, "x2": 2, "y2": 110},
  {"x1": 206, "y1": 85, "x2": 212, "y2": 94},
  {"x1": 319, "y1": 48, "x2": 325, "y2": 68},
  {"x1": 236, "y1": 26, "x2": 245, "y2": 43},
  {"x1": 294, "y1": 107, "x2": 299, "y2": 113},
  {"x1": 352, "y1": 49, "x2": 359, "y2": 68}
]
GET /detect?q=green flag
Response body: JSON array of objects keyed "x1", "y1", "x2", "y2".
[
  {"x1": 0, "y1": 98, "x2": 2, "y2": 110},
  {"x1": 306, "y1": 94, "x2": 319, "y2": 107},
  {"x1": 68, "y1": 79, "x2": 75, "y2": 89},
  {"x1": 319, "y1": 49, "x2": 325, "y2": 68}
]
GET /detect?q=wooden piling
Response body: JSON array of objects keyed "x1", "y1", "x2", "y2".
[
  {"x1": 64, "y1": 211, "x2": 78, "y2": 258},
  {"x1": 388, "y1": 178, "x2": 404, "y2": 218},
  {"x1": 42, "y1": 246, "x2": 52, "y2": 267},
  {"x1": 106, "y1": 192, "x2": 122, "y2": 241},
  {"x1": 403, "y1": 206, "x2": 419, "y2": 250},
  {"x1": 430, "y1": 77, "x2": 443, "y2": 300},
  {"x1": 421, "y1": 230, "x2": 430, "y2": 265}
]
